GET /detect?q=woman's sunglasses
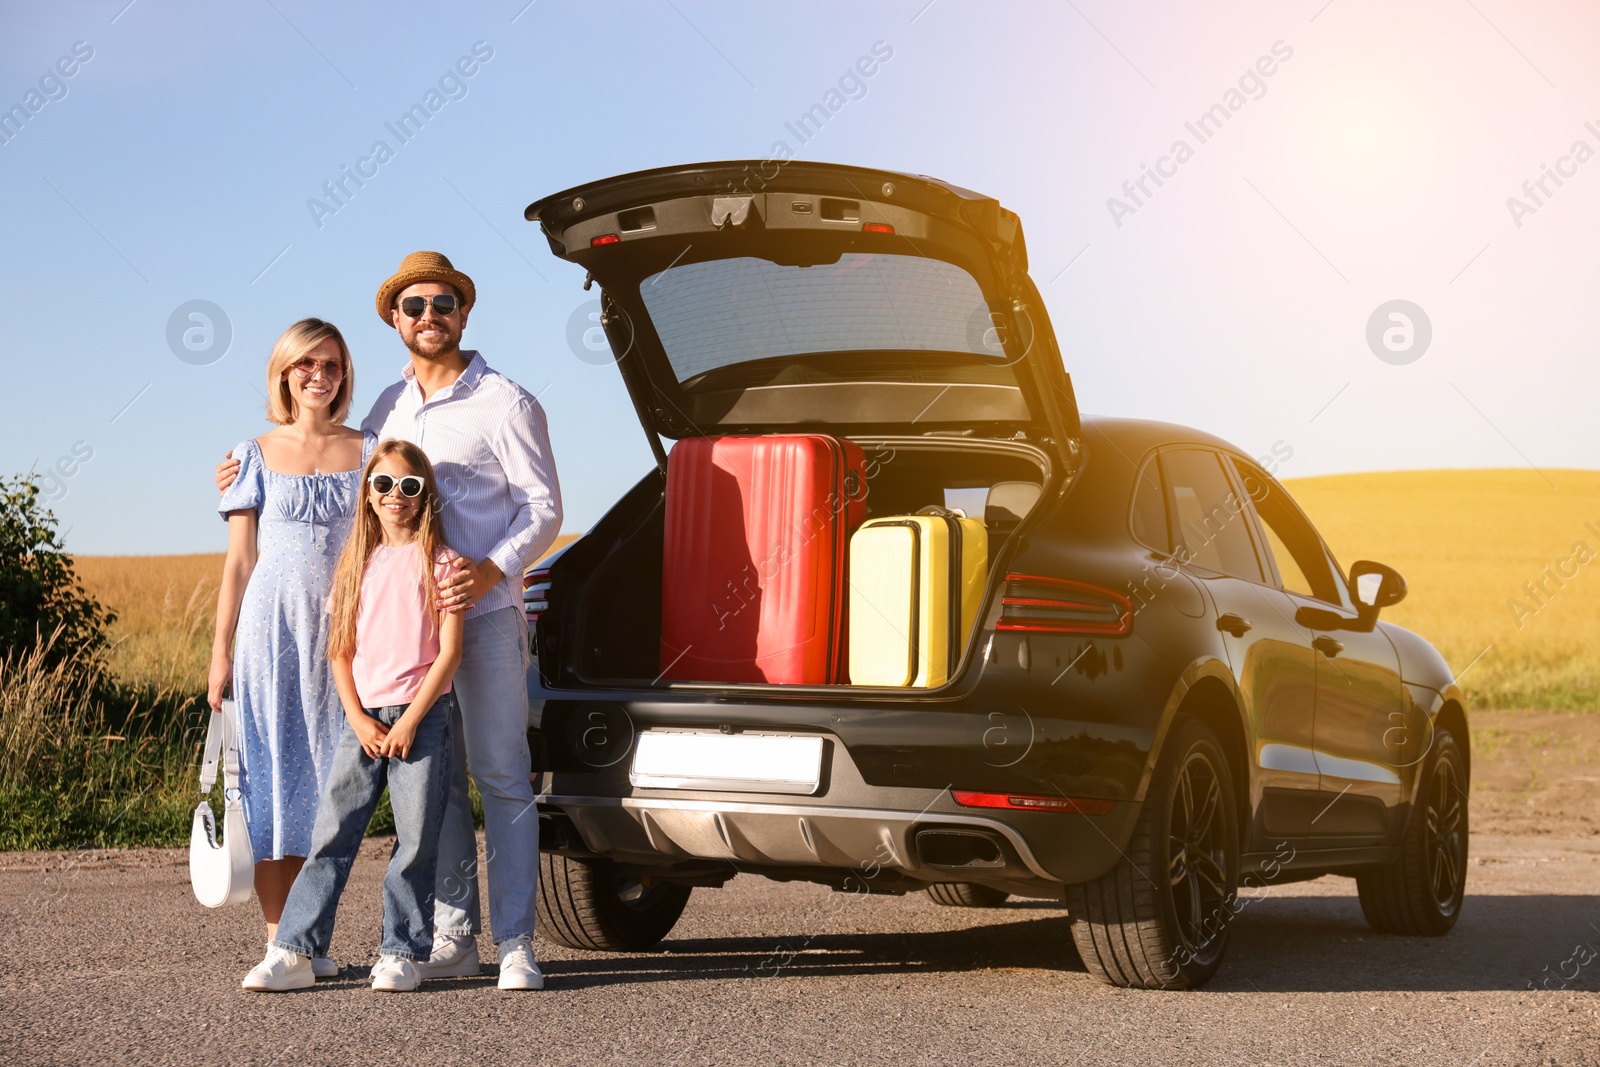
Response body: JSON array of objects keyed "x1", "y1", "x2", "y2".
[
  {"x1": 289, "y1": 358, "x2": 345, "y2": 380},
  {"x1": 368, "y1": 472, "x2": 425, "y2": 498},
  {"x1": 398, "y1": 294, "x2": 458, "y2": 318}
]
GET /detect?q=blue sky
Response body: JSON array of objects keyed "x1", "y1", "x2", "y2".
[{"x1": 4, "y1": 0, "x2": 1598, "y2": 554}]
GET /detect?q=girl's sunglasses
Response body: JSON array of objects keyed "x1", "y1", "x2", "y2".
[
  {"x1": 398, "y1": 294, "x2": 458, "y2": 318},
  {"x1": 368, "y1": 472, "x2": 425, "y2": 498}
]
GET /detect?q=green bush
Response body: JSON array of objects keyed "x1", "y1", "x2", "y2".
[
  {"x1": 0, "y1": 475, "x2": 199, "y2": 849},
  {"x1": 0, "y1": 475, "x2": 115, "y2": 669}
]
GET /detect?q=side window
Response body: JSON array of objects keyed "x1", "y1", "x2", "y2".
[
  {"x1": 1160, "y1": 449, "x2": 1263, "y2": 583},
  {"x1": 1129, "y1": 454, "x2": 1168, "y2": 551},
  {"x1": 1230, "y1": 458, "x2": 1341, "y2": 604}
]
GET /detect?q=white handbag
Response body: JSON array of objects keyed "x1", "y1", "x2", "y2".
[{"x1": 189, "y1": 698, "x2": 256, "y2": 908}]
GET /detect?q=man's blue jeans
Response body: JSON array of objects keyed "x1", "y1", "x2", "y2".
[
  {"x1": 271, "y1": 695, "x2": 454, "y2": 962},
  {"x1": 432, "y1": 607, "x2": 539, "y2": 944}
]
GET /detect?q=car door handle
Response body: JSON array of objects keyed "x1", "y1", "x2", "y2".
[
  {"x1": 1216, "y1": 613, "x2": 1252, "y2": 637},
  {"x1": 1312, "y1": 635, "x2": 1344, "y2": 657}
]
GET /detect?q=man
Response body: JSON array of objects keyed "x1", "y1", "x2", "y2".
[{"x1": 217, "y1": 251, "x2": 561, "y2": 989}]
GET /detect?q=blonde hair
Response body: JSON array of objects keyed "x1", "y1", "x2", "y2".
[
  {"x1": 327, "y1": 439, "x2": 450, "y2": 661},
  {"x1": 265, "y1": 318, "x2": 354, "y2": 426}
]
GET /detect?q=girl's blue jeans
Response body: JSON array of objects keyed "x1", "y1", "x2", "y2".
[{"x1": 270, "y1": 694, "x2": 454, "y2": 962}]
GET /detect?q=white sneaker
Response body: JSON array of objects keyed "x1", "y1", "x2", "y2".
[
  {"x1": 370, "y1": 955, "x2": 421, "y2": 992},
  {"x1": 416, "y1": 933, "x2": 479, "y2": 979},
  {"x1": 242, "y1": 946, "x2": 314, "y2": 992},
  {"x1": 311, "y1": 956, "x2": 339, "y2": 979},
  {"x1": 496, "y1": 936, "x2": 544, "y2": 990}
]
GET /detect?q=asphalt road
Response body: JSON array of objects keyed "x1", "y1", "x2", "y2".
[{"x1": 3, "y1": 830, "x2": 1598, "y2": 1067}]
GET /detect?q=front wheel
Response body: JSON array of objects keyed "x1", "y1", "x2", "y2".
[
  {"x1": 1065, "y1": 715, "x2": 1240, "y2": 990},
  {"x1": 1356, "y1": 729, "x2": 1468, "y2": 936},
  {"x1": 537, "y1": 853, "x2": 692, "y2": 951}
]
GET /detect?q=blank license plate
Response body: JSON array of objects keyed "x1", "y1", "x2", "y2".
[{"x1": 630, "y1": 731, "x2": 824, "y2": 795}]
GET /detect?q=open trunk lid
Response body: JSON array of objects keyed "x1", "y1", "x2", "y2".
[{"x1": 525, "y1": 161, "x2": 1080, "y2": 446}]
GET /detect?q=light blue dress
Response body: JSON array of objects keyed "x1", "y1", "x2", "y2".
[{"x1": 218, "y1": 432, "x2": 376, "y2": 860}]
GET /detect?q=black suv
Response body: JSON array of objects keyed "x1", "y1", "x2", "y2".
[{"x1": 519, "y1": 162, "x2": 1468, "y2": 989}]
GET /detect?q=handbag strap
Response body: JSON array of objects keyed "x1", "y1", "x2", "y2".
[{"x1": 199, "y1": 699, "x2": 243, "y2": 796}]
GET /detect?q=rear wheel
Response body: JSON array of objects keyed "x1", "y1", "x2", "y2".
[
  {"x1": 537, "y1": 853, "x2": 691, "y2": 951},
  {"x1": 1356, "y1": 729, "x2": 1468, "y2": 935},
  {"x1": 1065, "y1": 715, "x2": 1239, "y2": 990},
  {"x1": 926, "y1": 883, "x2": 1010, "y2": 908}
]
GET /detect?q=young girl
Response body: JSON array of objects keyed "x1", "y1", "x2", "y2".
[{"x1": 243, "y1": 440, "x2": 464, "y2": 993}]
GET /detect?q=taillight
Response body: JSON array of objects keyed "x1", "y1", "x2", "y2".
[
  {"x1": 952, "y1": 790, "x2": 1114, "y2": 816},
  {"x1": 524, "y1": 567, "x2": 553, "y2": 624},
  {"x1": 862, "y1": 222, "x2": 894, "y2": 234},
  {"x1": 995, "y1": 573, "x2": 1131, "y2": 635},
  {"x1": 590, "y1": 234, "x2": 621, "y2": 246}
]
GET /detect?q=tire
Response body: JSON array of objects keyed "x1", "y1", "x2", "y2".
[
  {"x1": 926, "y1": 882, "x2": 1010, "y2": 908},
  {"x1": 1356, "y1": 729, "x2": 1468, "y2": 936},
  {"x1": 1065, "y1": 715, "x2": 1240, "y2": 990},
  {"x1": 537, "y1": 853, "x2": 691, "y2": 951}
]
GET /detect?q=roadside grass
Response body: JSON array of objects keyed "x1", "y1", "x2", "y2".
[
  {"x1": 0, "y1": 556, "x2": 222, "y2": 850},
  {"x1": 0, "y1": 635, "x2": 201, "y2": 850}
]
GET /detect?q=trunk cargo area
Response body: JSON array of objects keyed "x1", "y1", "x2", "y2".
[{"x1": 544, "y1": 436, "x2": 1050, "y2": 692}]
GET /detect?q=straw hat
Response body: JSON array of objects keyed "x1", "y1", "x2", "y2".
[{"x1": 375, "y1": 251, "x2": 477, "y2": 326}]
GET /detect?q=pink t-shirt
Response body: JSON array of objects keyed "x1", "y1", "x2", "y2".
[{"x1": 352, "y1": 542, "x2": 459, "y2": 708}]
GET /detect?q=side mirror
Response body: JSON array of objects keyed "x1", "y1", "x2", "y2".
[{"x1": 1348, "y1": 560, "x2": 1406, "y2": 624}]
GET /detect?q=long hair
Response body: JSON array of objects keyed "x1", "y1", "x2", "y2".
[
  {"x1": 327, "y1": 439, "x2": 449, "y2": 660},
  {"x1": 265, "y1": 318, "x2": 354, "y2": 426}
]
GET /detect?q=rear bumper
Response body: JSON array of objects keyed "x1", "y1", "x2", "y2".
[
  {"x1": 542, "y1": 793, "x2": 1059, "y2": 879},
  {"x1": 535, "y1": 772, "x2": 1141, "y2": 888},
  {"x1": 529, "y1": 677, "x2": 1153, "y2": 887}
]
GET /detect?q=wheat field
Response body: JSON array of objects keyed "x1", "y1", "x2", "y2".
[
  {"x1": 70, "y1": 475, "x2": 1600, "y2": 712},
  {"x1": 72, "y1": 554, "x2": 222, "y2": 693},
  {"x1": 1282, "y1": 469, "x2": 1600, "y2": 710}
]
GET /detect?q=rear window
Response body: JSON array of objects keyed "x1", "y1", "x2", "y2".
[
  {"x1": 1130, "y1": 455, "x2": 1167, "y2": 551},
  {"x1": 640, "y1": 253, "x2": 995, "y2": 382},
  {"x1": 1161, "y1": 448, "x2": 1263, "y2": 583}
]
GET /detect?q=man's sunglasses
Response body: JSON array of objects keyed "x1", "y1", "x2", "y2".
[
  {"x1": 367, "y1": 472, "x2": 426, "y2": 498},
  {"x1": 398, "y1": 294, "x2": 459, "y2": 318}
]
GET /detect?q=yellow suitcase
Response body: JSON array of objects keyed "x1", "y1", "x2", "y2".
[{"x1": 848, "y1": 509, "x2": 987, "y2": 687}]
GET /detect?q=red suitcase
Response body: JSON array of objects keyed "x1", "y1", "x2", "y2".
[{"x1": 661, "y1": 434, "x2": 867, "y2": 684}]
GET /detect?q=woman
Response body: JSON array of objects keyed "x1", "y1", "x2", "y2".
[{"x1": 208, "y1": 318, "x2": 374, "y2": 973}]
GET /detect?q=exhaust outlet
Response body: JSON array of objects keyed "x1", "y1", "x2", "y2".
[{"x1": 915, "y1": 828, "x2": 1008, "y2": 870}]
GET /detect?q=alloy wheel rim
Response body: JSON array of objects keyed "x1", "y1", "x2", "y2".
[
  {"x1": 1168, "y1": 751, "x2": 1229, "y2": 955},
  {"x1": 1424, "y1": 756, "x2": 1466, "y2": 913}
]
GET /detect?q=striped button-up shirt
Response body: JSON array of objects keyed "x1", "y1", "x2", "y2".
[{"x1": 363, "y1": 351, "x2": 563, "y2": 619}]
